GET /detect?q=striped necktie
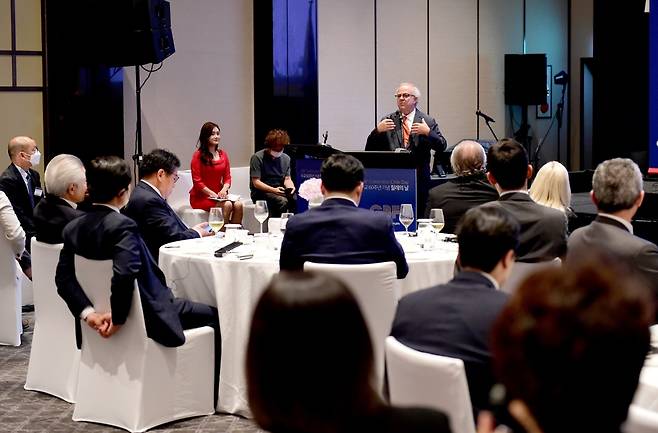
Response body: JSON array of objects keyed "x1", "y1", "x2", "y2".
[{"x1": 402, "y1": 115, "x2": 410, "y2": 148}]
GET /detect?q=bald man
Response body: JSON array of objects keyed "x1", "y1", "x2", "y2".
[{"x1": 424, "y1": 140, "x2": 498, "y2": 233}]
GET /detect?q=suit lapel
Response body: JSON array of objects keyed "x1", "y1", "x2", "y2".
[{"x1": 10, "y1": 164, "x2": 31, "y2": 200}]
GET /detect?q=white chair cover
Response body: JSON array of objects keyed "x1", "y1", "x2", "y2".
[
  {"x1": 24, "y1": 239, "x2": 80, "y2": 402},
  {"x1": 0, "y1": 237, "x2": 21, "y2": 346},
  {"x1": 72, "y1": 255, "x2": 215, "y2": 432},
  {"x1": 20, "y1": 264, "x2": 33, "y2": 306},
  {"x1": 500, "y1": 258, "x2": 561, "y2": 294},
  {"x1": 386, "y1": 336, "x2": 476, "y2": 433},
  {"x1": 303, "y1": 261, "x2": 397, "y2": 388},
  {"x1": 623, "y1": 405, "x2": 658, "y2": 433}
]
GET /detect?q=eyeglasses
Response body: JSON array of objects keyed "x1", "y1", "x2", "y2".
[
  {"x1": 394, "y1": 93, "x2": 414, "y2": 99},
  {"x1": 173, "y1": 174, "x2": 180, "y2": 183}
]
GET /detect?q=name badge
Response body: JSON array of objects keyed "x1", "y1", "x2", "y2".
[{"x1": 34, "y1": 187, "x2": 43, "y2": 197}]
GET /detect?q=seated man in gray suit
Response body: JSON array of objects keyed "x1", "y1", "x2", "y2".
[
  {"x1": 485, "y1": 138, "x2": 567, "y2": 262},
  {"x1": 567, "y1": 158, "x2": 658, "y2": 319},
  {"x1": 424, "y1": 140, "x2": 498, "y2": 233},
  {"x1": 391, "y1": 205, "x2": 519, "y2": 415}
]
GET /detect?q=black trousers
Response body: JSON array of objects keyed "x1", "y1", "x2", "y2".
[{"x1": 251, "y1": 191, "x2": 297, "y2": 218}]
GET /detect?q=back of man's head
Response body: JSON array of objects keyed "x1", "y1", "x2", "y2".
[
  {"x1": 87, "y1": 156, "x2": 131, "y2": 203},
  {"x1": 592, "y1": 158, "x2": 643, "y2": 213},
  {"x1": 456, "y1": 205, "x2": 520, "y2": 273},
  {"x1": 487, "y1": 138, "x2": 529, "y2": 190},
  {"x1": 451, "y1": 140, "x2": 487, "y2": 176},
  {"x1": 321, "y1": 154, "x2": 364, "y2": 193},
  {"x1": 139, "y1": 149, "x2": 180, "y2": 179}
]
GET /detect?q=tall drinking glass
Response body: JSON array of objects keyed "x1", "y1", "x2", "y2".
[
  {"x1": 280, "y1": 212, "x2": 293, "y2": 234},
  {"x1": 399, "y1": 203, "x2": 414, "y2": 235},
  {"x1": 208, "y1": 207, "x2": 225, "y2": 235},
  {"x1": 254, "y1": 200, "x2": 269, "y2": 234}
]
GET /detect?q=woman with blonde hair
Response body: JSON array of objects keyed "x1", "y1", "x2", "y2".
[{"x1": 529, "y1": 161, "x2": 571, "y2": 212}]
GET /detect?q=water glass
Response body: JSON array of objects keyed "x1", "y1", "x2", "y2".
[
  {"x1": 280, "y1": 213, "x2": 293, "y2": 233},
  {"x1": 254, "y1": 200, "x2": 269, "y2": 233}
]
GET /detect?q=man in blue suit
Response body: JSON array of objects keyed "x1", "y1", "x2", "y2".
[
  {"x1": 391, "y1": 205, "x2": 519, "y2": 415},
  {"x1": 55, "y1": 156, "x2": 221, "y2": 404},
  {"x1": 280, "y1": 154, "x2": 408, "y2": 278},
  {"x1": 123, "y1": 149, "x2": 213, "y2": 262}
]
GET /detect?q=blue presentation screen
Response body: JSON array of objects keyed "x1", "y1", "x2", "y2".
[
  {"x1": 650, "y1": 0, "x2": 658, "y2": 172},
  {"x1": 294, "y1": 158, "x2": 417, "y2": 231}
]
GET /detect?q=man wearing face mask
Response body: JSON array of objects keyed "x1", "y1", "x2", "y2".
[
  {"x1": 249, "y1": 129, "x2": 297, "y2": 217},
  {"x1": 0, "y1": 136, "x2": 43, "y2": 277}
]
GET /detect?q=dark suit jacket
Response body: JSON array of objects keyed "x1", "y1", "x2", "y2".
[
  {"x1": 56, "y1": 205, "x2": 186, "y2": 348},
  {"x1": 280, "y1": 198, "x2": 409, "y2": 278},
  {"x1": 391, "y1": 271, "x2": 508, "y2": 414},
  {"x1": 0, "y1": 164, "x2": 41, "y2": 243},
  {"x1": 486, "y1": 192, "x2": 567, "y2": 262},
  {"x1": 33, "y1": 194, "x2": 83, "y2": 244},
  {"x1": 424, "y1": 173, "x2": 499, "y2": 233},
  {"x1": 123, "y1": 181, "x2": 199, "y2": 261}
]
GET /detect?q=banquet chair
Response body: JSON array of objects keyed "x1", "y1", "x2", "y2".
[
  {"x1": 500, "y1": 258, "x2": 561, "y2": 294},
  {"x1": 386, "y1": 336, "x2": 476, "y2": 433},
  {"x1": 0, "y1": 237, "x2": 21, "y2": 346},
  {"x1": 72, "y1": 255, "x2": 215, "y2": 432},
  {"x1": 303, "y1": 261, "x2": 397, "y2": 389},
  {"x1": 24, "y1": 239, "x2": 80, "y2": 402},
  {"x1": 20, "y1": 263, "x2": 33, "y2": 306},
  {"x1": 230, "y1": 166, "x2": 261, "y2": 234},
  {"x1": 623, "y1": 405, "x2": 658, "y2": 433},
  {"x1": 167, "y1": 169, "x2": 209, "y2": 227}
]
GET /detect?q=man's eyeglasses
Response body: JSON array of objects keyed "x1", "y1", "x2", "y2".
[
  {"x1": 173, "y1": 174, "x2": 180, "y2": 183},
  {"x1": 394, "y1": 93, "x2": 414, "y2": 99}
]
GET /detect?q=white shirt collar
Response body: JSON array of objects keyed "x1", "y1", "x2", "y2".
[
  {"x1": 140, "y1": 179, "x2": 163, "y2": 198},
  {"x1": 477, "y1": 271, "x2": 500, "y2": 290},
  {"x1": 94, "y1": 203, "x2": 121, "y2": 213},
  {"x1": 13, "y1": 163, "x2": 29, "y2": 181},
  {"x1": 599, "y1": 213, "x2": 634, "y2": 234},
  {"x1": 324, "y1": 193, "x2": 358, "y2": 207},
  {"x1": 402, "y1": 108, "x2": 416, "y2": 122},
  {"x1": 62, "y1": 198, "x2": 77, "y2": 209},
  {"x1": 499, "y1": 189, "x2": 529, "y2": 197}
]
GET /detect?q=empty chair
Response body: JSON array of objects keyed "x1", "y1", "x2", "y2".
[
  {"x1": 24, "y1": 239, "x2": 80, "y2": 402},
  {"x1": 0, "y1": 237, "x2": 21, "y2": 346},
  {"x1": 72, "y1": 255, "x2": 215, "y2": 432},
  {"x1": 386, "y1": 336, "x2": 476, "y2": 433},
  {"x1": 623, "y1": 405, "x2": 658, "y2": 433},
  {"x1": 500, "y1": 258, "x2": 561, "y2": 294},
  {"x1": 303, "y1": 261, "x2": 397, "y2": 387}
]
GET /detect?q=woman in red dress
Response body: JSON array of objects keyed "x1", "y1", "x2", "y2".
[{"x1": 190, "y1": 121, "x2": 243, "y2": 224}]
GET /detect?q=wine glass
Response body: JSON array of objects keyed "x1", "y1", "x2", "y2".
[
  {"x1": 208, "y1": 207, "x2": 224, "y2": 235},
  {"x1": 399, "y1": 203, "x2": 414, "y2": 235},
  {"x1": 429, "y1": 208, "x2": 445, "y2": 233},
  {"x1": 280, "y1": 212, "x2": 293, "y2": 234},
  {"x1": 254, "y1": 200, "x2": 269, "y2": 234}
]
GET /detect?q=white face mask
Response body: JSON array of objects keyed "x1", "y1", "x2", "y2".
[
  {"x1": 269, "y1": 150, "x2": 283, "y2": 158},
  {"x1": 29, "y1": 149, "x2": 41, "y2": 166}
]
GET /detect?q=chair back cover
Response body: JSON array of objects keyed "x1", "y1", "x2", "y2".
[{"x1": 0, "y1": 236, "x2": 21, "y2": 346}]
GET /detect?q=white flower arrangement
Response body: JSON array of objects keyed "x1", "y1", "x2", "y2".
[{"x1": 298, "y1": 177, "x2": 323, "y2": 206}]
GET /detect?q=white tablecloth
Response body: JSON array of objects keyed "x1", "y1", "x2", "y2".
[{"x1": 159, "y1": 234, "x2": 458, "y2": 416}]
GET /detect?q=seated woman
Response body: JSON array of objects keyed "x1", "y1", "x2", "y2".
[
  {"x1": 247, "y1": 271, "x2": 451, "y2": 433},
  {"x1": 529, "y1": 161, "x2": 577, "y2": 233},
  {"x1": 480, "y1": 256, "x2": 652, "y2": 433},
  {"x1": 190, "y1": 121, "x2": 243, "y2": 224}
]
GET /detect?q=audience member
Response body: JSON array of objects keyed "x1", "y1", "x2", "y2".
[
  {"x1": 33, "y1": 154, "x2": 86, "y2": 244},
  {"x1": 280, "y1": 154, "x2": 408, "y2": 278},
  {"x1": 190, "y1": 121, "x2": 243, "y2": 224},
  {"x1": 250, "y1": 129, "x2": 296, "y2": 217},
  {"x1": 424, "y1": 140, "x2": 498, "y2": 233},
  {"x1": 482, "y1": 257, "x2": 653, "y2": 433},
  {"x1": 55, "y1": 156, "x2": 221, "y2": 404},
  {"x1": 124, "y1": 149, "x2": 213, "y2": 261},
  {"x1": 484, "y1": 138, "x2": 567, "y2": 262},
  {"x1": 567, "y1": 158, "x2": 658, "y2": 315},
  {"x1": 0, "y1": 190, "x2": 26, "y2": 257},
  {"x1": 247, "y1": 271, "x2": 451, "y2": 433},
  {"x1": 529, "y1": 161, "x2": 571, "y2": 213},
  {"x1": 391, "y1": 205, "x2": 518, "y2": 414}
]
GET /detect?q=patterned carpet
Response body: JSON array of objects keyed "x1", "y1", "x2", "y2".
[{"x1": 0, "y1": 313, "x2": 264, "y2": 433}]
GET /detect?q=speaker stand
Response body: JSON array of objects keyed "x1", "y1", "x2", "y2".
[
  {"x1": 514, "y1": 105, "x2": 533, "y2": 168},
  {"x1": 132, "y1": 66, "x2": 143, "y2": 183}
]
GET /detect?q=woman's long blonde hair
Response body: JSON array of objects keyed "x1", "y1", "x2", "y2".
[{"x1": 530, "y1": 161, "x2": 571, "y2": 212}]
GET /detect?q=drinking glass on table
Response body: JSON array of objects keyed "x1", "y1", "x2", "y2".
[
  {"x1": 399, "y1": 203, "x2": 414, "y2": 235},
  {"x1": 208, "y1": 207, "x2": 225, "y2": 234},
  {"x1": 280, "y1": 213, "x2": 293, "y2": 234},
  {"x1": 254, "y1": 200, "x2": 269, "y2": 234},
  {"x1": 429, "y1": 208, "x2": 445, "y2": 233}
]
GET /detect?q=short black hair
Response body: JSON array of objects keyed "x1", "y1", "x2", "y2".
[
  {"x1": 487, "y1": 138, "x2": 529, "y2": 190},
  {"x1": 87, "y1": 156, "x2": 132, "y2": 203},
  {"x1": 321, "y1": 154, "x2": 364, "y2": 193},
  {"x1": 456, "y1": 205, "x2": 520, "y2": 272},
  {"x1": 139, "y1": 149, "x2": 181, "y2": 178}
]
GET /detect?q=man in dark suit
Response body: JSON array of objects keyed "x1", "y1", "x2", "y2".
[
  {"x1": 568, "y1": 158, "x2": 658, "y2": 314},
  {"x1": 34, "y1": 154, "x2": 86, "y2": 244},
  {"x1": 123, "y1": 149, "x2": 212, "y2": 261},
  {"x1": 424, "y1": 140, "x2": 498, "y2": 233},
  {"x1": 484, "y1": 138, "x2": 567, "y2": 262},
  {"x1": 55, "y1": 156, "x2": 221, "y2": 404},
  {"x1": 280, "y1": 154, "x2": 408, "y2": 279},
  {"x1": 391, "y1": 205, "x2": 519, "y2": 415},
  {"x1": 365, "y1": 82, "x2": 447, "y2": 217}
]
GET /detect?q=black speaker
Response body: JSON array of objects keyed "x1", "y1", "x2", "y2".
[
  {"x1": 504, "y1": 54, "x2": 547, "y2": 106},
  {"x1": 65, "y1": 0, "x2": 175, "y2": 66}
]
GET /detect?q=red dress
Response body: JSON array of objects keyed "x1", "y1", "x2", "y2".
[{"x1": 190, "y1": 149, "x2": 233, "y2": 211}]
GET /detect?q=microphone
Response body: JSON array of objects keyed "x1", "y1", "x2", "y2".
[
  {"x1": 476, "y1": 110, "x2": 495, "y2": 123},
  {"x1": 322, "y1": 131, "x2": 329, "y2": 145}
]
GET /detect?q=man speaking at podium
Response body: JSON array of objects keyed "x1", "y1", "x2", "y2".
[{"x1": 365, "y1": 82, "x2": 447, "y2": 216}]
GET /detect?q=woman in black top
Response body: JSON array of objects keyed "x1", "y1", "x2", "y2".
[{"x1": 246, "y1": 271, "x2": 451, "y2": 433}]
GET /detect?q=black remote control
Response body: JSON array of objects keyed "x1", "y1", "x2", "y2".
[{"x1": 214, "y1": 241, "x2": 243, "y2": 257}]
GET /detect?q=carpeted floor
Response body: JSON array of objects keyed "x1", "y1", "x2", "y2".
[{"x1": 0, "y1": 313, "x2": 264, "y2": 433}]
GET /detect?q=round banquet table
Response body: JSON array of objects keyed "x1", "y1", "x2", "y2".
[{"x1": 158, "y1": 233, "x2": 458, "y2": 416}]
